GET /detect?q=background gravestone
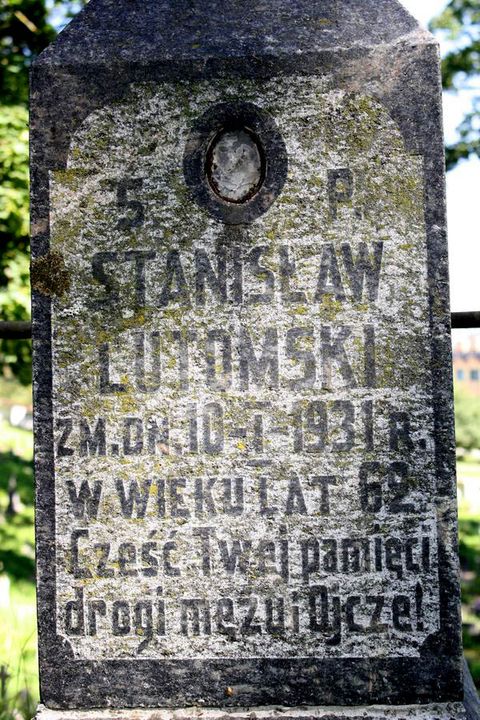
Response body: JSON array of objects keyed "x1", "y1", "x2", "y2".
[{"x1": 30, "y1": 0, "x2": 464, "y2": 715}]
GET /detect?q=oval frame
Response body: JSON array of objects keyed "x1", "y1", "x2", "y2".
[{"x1": 183, "y1": 101, "x2": 288, "y2": 225}]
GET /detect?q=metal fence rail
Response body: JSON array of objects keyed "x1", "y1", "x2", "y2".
[
  {"x1": 0, "y1": 321, "x2": 33, "y2": 340},
  {"x1": 451, "y1": 312, "x2": 480, "y2": 329}
]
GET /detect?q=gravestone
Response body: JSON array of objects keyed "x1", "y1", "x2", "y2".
[{"x1": 30, "y1": 0, "x2": 465, "y2": 717}]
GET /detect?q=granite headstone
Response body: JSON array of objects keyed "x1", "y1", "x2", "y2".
[{"x1": 30, "y1": 0, "x2": 463, "y2": 715}]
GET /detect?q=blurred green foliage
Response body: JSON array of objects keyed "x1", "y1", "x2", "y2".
[
  {"x1": 0, "y1": 1, "x2": 56, "y2": 105},
  {"x1": 431, "y1": 0, "x2": 480, "y2": 169},
  {"x1": 0, "y1": 377, "x2": 35, "y2": 720},
  {"x1": 0, "y1": 379, "x2": 34, "y2": 583},
  {"x1": 0, "y1": 453, "x2": 34, "y2": 583},
  {"x1": 454, "y1": 389, "x2": 480, "y2": 450},
  {"x1": 0, "y1": 1, "x2": 52, "y2": 385},
  {"x1": 0, "y1": 581, "x2": 38, "y2": 720},
  {"x1": 0, "y1": 105, "x2": 31, "y2": 385},
  {"x1": 458, "y1": 508, "x2": 480, "y2": 687}
]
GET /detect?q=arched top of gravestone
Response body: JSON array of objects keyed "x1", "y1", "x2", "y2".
[{"x1": 35, "y1": 0, "x2": 426, "y2": 68}]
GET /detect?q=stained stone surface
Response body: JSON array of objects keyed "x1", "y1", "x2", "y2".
[
  {"x1": 52, "y1": 80, "x2": 440, "y2": 660},
  {"x1": 31, "y1": 0, "x2": 462, "y2": 711}
]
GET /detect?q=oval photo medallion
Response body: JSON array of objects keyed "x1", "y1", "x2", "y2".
[{"x1": 183, "y1": 101, "x2": 288, "y2": 224}]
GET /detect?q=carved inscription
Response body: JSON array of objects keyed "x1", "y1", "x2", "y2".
[{"x1": 50, "y1": 80, "x2": 439, "y2": 660}]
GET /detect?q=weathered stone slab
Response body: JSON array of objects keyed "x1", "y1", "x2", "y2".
[{"x1": 31, "y1": 0, "x2": 462, "y2": 711}]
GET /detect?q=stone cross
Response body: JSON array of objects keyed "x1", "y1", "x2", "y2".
[{"x1": 30, "y1": 1, "x2": 466, "y2": 718}]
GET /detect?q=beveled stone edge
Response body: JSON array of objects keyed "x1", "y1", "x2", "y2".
[{"x1": 34, "y1": 702, "x2": 467, "y2": 720}]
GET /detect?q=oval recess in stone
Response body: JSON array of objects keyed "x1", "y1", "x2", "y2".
[{"x1": 207, "y1": 128, "x2": 264, "y2": 203}]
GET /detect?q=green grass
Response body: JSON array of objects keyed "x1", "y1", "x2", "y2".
[
  {"x1": 0, "y1": 382, "x2": 37, "y2": 719},
  {"x1": 0, "y1": 581, "x2": 37, "y2": 720},
  {"x1": 458, "y1": 495, "x2": 480, "y2": 688}
]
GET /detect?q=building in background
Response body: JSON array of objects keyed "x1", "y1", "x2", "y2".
[{"x1": 453, "y1": 334, "x2": 480, "y2": 396}]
